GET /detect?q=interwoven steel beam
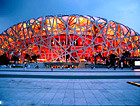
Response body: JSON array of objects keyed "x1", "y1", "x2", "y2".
[{"x1": 0, "y1": 15, "x2": 140, "y2": 63}]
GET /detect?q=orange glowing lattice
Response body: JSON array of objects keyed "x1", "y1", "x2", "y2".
[{"x1": 0, "y1": 15, "x2": 140, "y2": 63}]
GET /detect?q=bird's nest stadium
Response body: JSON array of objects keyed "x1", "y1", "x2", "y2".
[{"x1": 0, "y1": 15, "x2": 140, "y2": 63}]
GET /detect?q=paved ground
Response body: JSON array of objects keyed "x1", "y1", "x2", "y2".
[
  {"x1": 0, "y1": 78, "x2": 140, "y2": 106},
  {"x1": 0, "y1": 68, "x2": 140, "y2": 105}
]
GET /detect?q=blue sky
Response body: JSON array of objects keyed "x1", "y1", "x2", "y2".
[{"x1": 0, "y1": 0, "x2": 140, "y2": 33}]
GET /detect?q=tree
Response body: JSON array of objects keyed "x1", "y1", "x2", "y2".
[
  {"x1": 11, "y1": 55, "x2": 19, "y2": 64},
  {"x1": 0, "y1": 54, "x2": 10, "y2": 65},
  {"x1": 31, "y1": 54, "x2": 40, "y2": 63},
  {"x1": 108, "y1": 53, "x2": 117, "y2": 69},
  {"x1": 24, "y1": 54, "x2": 31, "y2": 62}
]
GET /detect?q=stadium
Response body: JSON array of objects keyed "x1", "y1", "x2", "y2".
[{"x1": 0, "y1": 15, "x2": 140, "y2": 64}]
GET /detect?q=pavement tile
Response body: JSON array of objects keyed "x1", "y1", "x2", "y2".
[
  {"x1": 74, "y1": 97, "x2": 87, "y2": 105},
  {"x1": 123, "y1": 100, "x2": 139, "y2": 105},
  {"x1": 0, "y1": 77, "x2": 140, "y2": 105},
  {"x1": 80, "y1": 82, "x2": 89, "y2": 90},
  {"x1": 109, "y1": 100, "x2": 126, "y2": 105},
  {"x1": 91, "y1": 90, "x2": 112, "y2": 105},
  {"x1": 49, "y1": 93, "x2": 65, "y2": 105},
  {"x1": 85, "y1": 97, "x2": 100, "y2": 105},
  {"x1": 65, "y1": 92, "x2": 74, "y2": 98},
  {"x1": 74, "y1": 90, "x2": 85, "y2": 98},
  {"x1": 74, "y1": 83, "x2": 81, "y2": 90},
  {"x1": 38, "y1": 93, "x2": 56, "y2": 105},
  {"x1": 62, "y1": 97, "x2": 74, "y2": 105}
]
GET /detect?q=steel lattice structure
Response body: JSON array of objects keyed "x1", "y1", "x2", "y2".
[{"x1": 0, "y1": 15, "x2": 140, "y2": 63}]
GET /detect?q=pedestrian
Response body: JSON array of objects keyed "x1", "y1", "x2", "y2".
[
  {"x1": 25, "y1": 63, "x2": 27, "y2": 71},
  {"x1": 28, "y1": 64, "x2": 30, "y2": 68},
  {"x1": 60, "y1": 66, "x2": 62, "y2": 70},
  {"x1": 120, "y1": 56, "x2": 124, "y2": 69},
  {"x1": 51, "y1": 67, "x2": 53, "y2": 71},
  {"x1": 121, "y1": 61, "x2": 123, "y2": 69},
  {"x1": 91, "y1": 65, "x2": 93, "y2": 69},
  {"x1": 130, "y1": 59, "x2": 134, "y2": 70},
  {"x1": 9, "y1": 64, "x2": 11, "y2": 68},
  {"x1": 72, "y1": 65, "x2": 74, "y2": 69},
  {"x1": 106, "y1": 58, "x2": 110, "y2": 69}
]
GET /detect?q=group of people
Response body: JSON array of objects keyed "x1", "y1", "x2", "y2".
[
  {"x1": 24, "y1": 63, "x2": 39, "y2": 71},
  {"x1": 106, "y1": 50, "x2": 132, "y2": 70},
  {"x1": 106, "y1": 53, "x2": 117, "y2": 69}
]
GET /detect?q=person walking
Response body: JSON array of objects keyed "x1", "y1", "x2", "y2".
[
  {"x1": 106, "y1": 58, "x2": 110, "y2": 69},
  {"x1": 51, "y1": 66, "x2": 53, "y2": 71},
  {"x1": 25, "y1": 63, "x2": 27, "y2": 71}
]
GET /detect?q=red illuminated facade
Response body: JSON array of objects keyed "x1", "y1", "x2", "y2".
[{"x1": 0, "y1": 15, "x2": 140, "y2": 63}]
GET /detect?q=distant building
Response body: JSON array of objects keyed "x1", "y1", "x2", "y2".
[{"x1": 0, "y1": 15, "x2": 139, "y2": 63}]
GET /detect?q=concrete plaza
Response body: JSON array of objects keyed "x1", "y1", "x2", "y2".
[
  {"x1": 0, "y1": 78, "x2": 140, "y2": 106},
  {"x1": 0, "y1": 68, "x2": 140, "y2": 105}
]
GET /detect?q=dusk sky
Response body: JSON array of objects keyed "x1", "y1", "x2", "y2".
[{"x1": 0, "y1": 0, "x2": 140, "y2": 33}]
